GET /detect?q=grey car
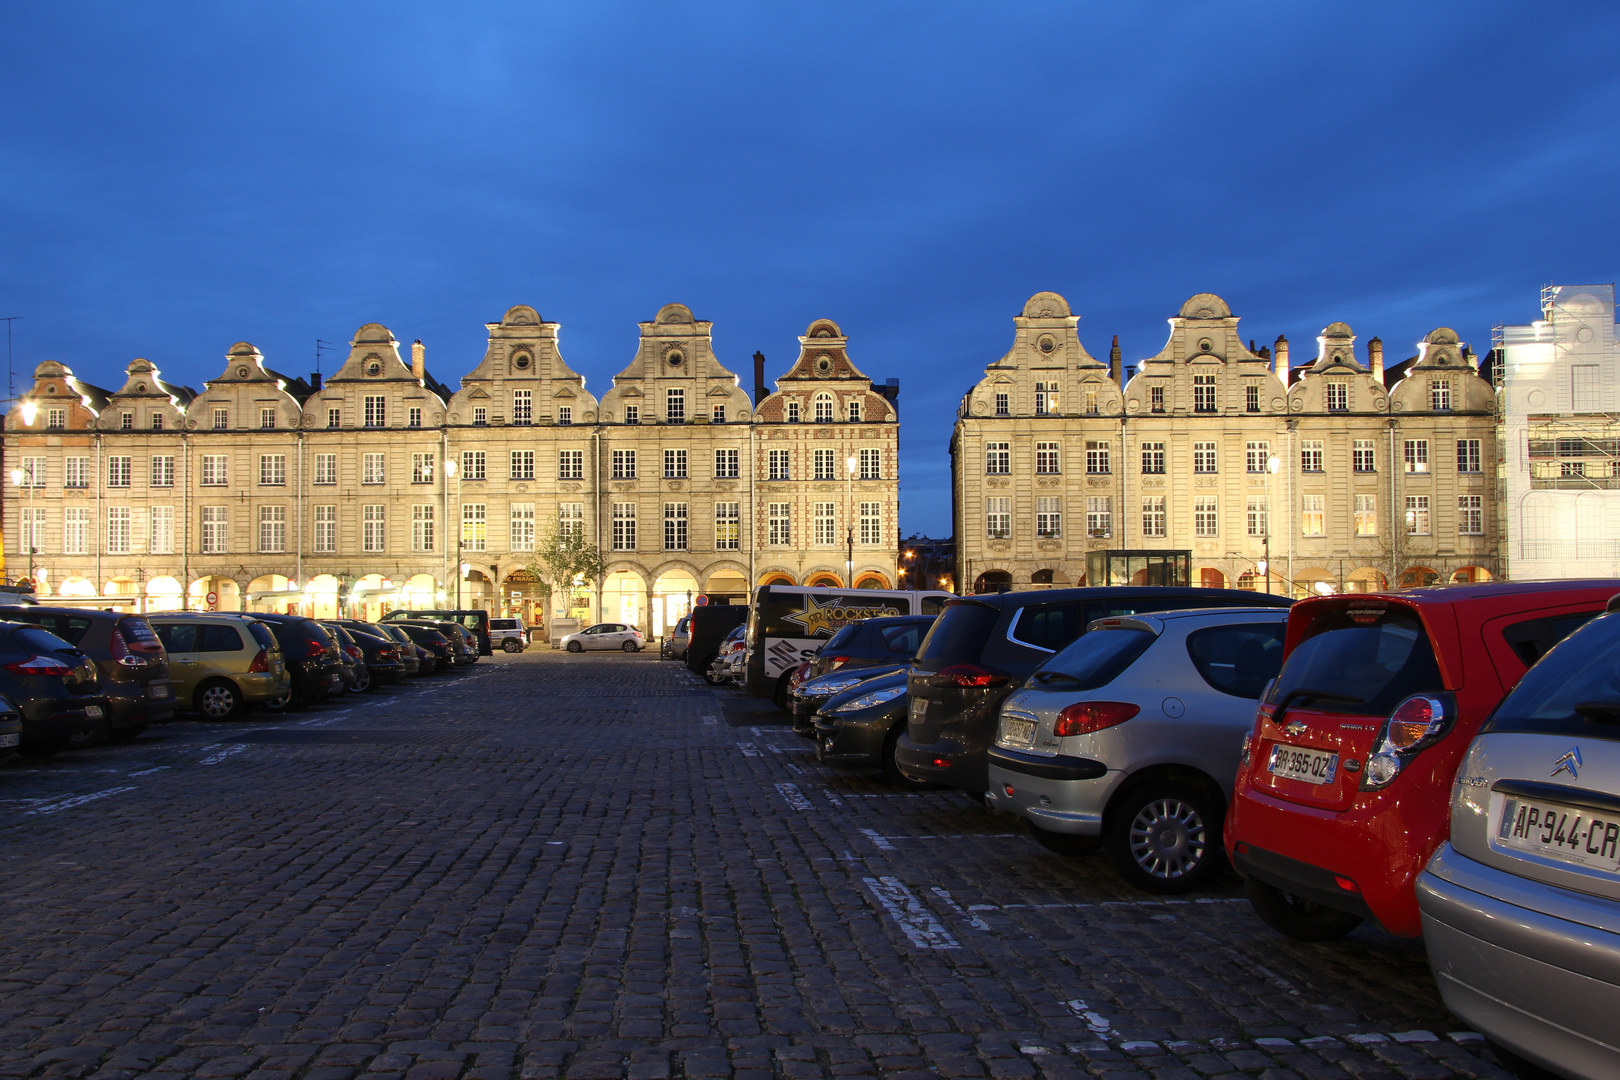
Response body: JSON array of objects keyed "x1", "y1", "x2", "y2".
[
  {"x1": 1417, "y1": 603, "x2": 1620, "y2": 1080},
  {"x1": 984, "y1": 607, "x2": 1288, "y2": 894},
  {"x1": 561, "y1": 623, "x2": 645, "y2": 652}
]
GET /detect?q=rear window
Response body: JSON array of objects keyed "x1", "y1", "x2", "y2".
[
  {"x1": 1010, "y1": 602, "x2": 1083, "y2": 653},
  {"x1": 1032, "y1": 628, "x2": 1155, "y2": 691},
  {"x1": 881, "y1": 623, "x2": 926, "y2": 656},
  {"x1": 1482, "y1": 614, "x2": 1620, "y2": 741},
  {"x1": 118, "y1": 616, "x2": 165, "y2": 653},
  {"x1": 822, "y1": 624, "x2": 862, "y2": 651},
  {"x1": 915, "y1": 602, "x2": 1000, "y2": 664},
  {"x1": 246, "y1": 623, "x2": 277, "y2": 650},
  {"x1": 1268, "y1": 605, "x2": 1442, "y2": 716},
  {"x1": 9, "y1": 624, "x2": 77, "y2": 655},
  {"x1": 1186, "y1": 623, "x2": 1286, "y2": 699},
  {"x1": 1500, "y1": 611, "x2": 1601, "y2": 667},
  {"x1": 921, "y1": 596, "x2": 949, "y2": 616}
]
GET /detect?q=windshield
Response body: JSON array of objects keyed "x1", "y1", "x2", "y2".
[
  {"x1": 1269, "y1": 604, "x2": 1441, "y2": 716},
  {"x1": 1032, "y1": 628, "x2": 1155, "y2": 690},
  {"x1": 1483, "y1": 613, "x2": 1620, "y2": 741}
]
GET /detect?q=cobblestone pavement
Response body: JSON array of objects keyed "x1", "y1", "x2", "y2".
[{"x1": 0, "y1": 652, "x2": 1518, "y2": 1080}]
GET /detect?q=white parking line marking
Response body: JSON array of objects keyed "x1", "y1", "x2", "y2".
[
  {"x1": 774, "y1": 783, "x2": 813, "y2": 810},
  {"x1": 737, "y1": 743, "x2": 760, "y2": 757},
  {"x1": 929, "y1": 887, "x2": 990, "y2": 930},
  {"x1": 863, "y1": 877, "x2": 959, "y2": 950},
  {"x1": 25, "y1": 787, "x2": 137, "y2": 816},
  {"x1": 127, "y1": 766, "x2": 169, "y2": 777},
  {"x1": 1065, "y1": 1000, "x2": 1113, "y2": 1035},
  {"x1": 860, "y1": 827, "x2": 896, "y2": 852},
  {"x1": 199, "y1": 745, "x2": 248, "y2": 765}
]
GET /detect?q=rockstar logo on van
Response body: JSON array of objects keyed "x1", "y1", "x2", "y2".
[{"x1": 782, "y1": 594, "x2": 902, "y2": 637}]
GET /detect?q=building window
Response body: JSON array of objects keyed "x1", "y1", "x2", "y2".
[
  {"x1": 1574, "y1": 364, "x2": 1603, "y2": 411},
  {"x1": 151, "y1": 413, "x2": 164, "y2": 431},
  {"x1": 846, "y1": 400, "x2": 860, "y2": 423},
  {"x1": 1353, "y1": 494, "x2": 1378, "y2": 537},
  {"x1": 1085, "y1": 441, "x2": 1111, "y2": 474},
  {"x1": 259, "y1": 454, "x2": 286, "y2": 486},
  {"x1": 550, "y1": 450, "x2": 578, "y2": 481},
  {"x1": 412, "y1": 504, "x2": 435, "y2": 552},
  {"x1": 556, "y1": 502, "x2": 581, "y2": 540},
  {"x1": 65, "y1": 457, "x2": 88, "y2": 489},
  {"x1": 461, "y1": 451, "x2": 486, "y2": 481},
  {"x1": 663, "y1": 503, "x2": 688, "y2": 550},
  {"x1": 1246, "y1": 497, "x2": 1268, "y2": 537},
  {"x1": 362, "y1": 453, "x2": 385, "y2": 485},
  {"x1": 1194, "y1": 497, "x2": 1218, "y2": 536},
  {"x1": 460, "y1": 503, "x2": 485, "y2": 551},
  {"x1": 994, "y1": 392, "x2": 1009, "y2": 417},
  {"x1": 1193, "y1": 374, "x2": 1217, "y2": 413},
  {"x1": 314, "y1": 453, "x2": 337, "y2": 485},
  {"x1": 716, "y1": 502, "x2": 741, "y2": 550},
  {"x1": 665, "y1": 449, "x2": 688, "y2": 479},
  {"x1": 1193, "y1": 442, "x2": 1217, "y2": 474},
  {"x1": 511, "y1": 450, "x2": 535, "y2": 480},
  {"x1": 259, "y1": 505, "x2": 286, "y2": 553},
  {"x1": 411, "y1": 452, "x2": 435, "y2": 483},
  {"x1": 1353, "y1": 439, "x2": 1376, "y2": 472},
  {"x1": 313, "y1": 505, "x2": 336, "y2": 553},
  {"x1": 1430, "y1": 380, "x2": 1452, "y2": 412},
  {"x1": 557, "y1": 405, "x2": 572, "y2": 426},
  {"x1": 107, "y1": 456, "x2": 132, "y2": 488},
  {"x1": 1456, "y1": 439, "x2": 1481, "y2": 474},
  {"x1": 408, "y1": 406, "x2": 422, "y2": 429},
  {"x1": 1140, "y1": 442, "x2": 1165, "y2": 474},
  {"x1": 1301, "y1": 495, "x2": 1324, "y2": 536},
  {"x1": 1035, "y1": 443, "x2": 1061, "y2": 475},
  {"x1": 48, "y1": 407, "x2": 68, "y2": 430},
  {"x1": 767, "y1": 503, "x2": 791, "y2": 545},
  {"x1": 814, "y1": 502, "x2": 837, "y2": 545},
  {"x1": 363, "y1": 504, "x2": 387, "y2": 552},
  {"x1": 1141, "y1": 496, "x2": 1166, "y2": 538},
  {"x1": 715, "y1": 449, "x2": 739, "y2": 479},
  {"x1": 611, "y1": 449, "x2": 635, "y2": 480},
  {"x1": 814, "y1": 395, "x2": 834, "y2": 423},
  {"x1": 1246, "y1": 384, "x2": 1261, "y2": 413},
  {"x1": 16, "y1": 456, "x2": 45, "y2": 487},
  {"x1": 120, "y1": 411, "x2": 134, "y2": 431},
  {"x1": 1037, "y1": 496, "x2": 1062, "y2": 538},
  {"x1": 64, "y1": 507, "x2": 90, "y2": 555},
  {"x1": 1083, "y1": 387, "x2": 1099, "y2": 416},
  {"x1": 1035, "y1": 382, "x2": 1057, "y2": 416},
  {"x1": 858, "y1": 502, "x2": 881, "y2": 546},
  {"x1": 212, "y1": 407, "x2": 229, "y2": 430},
  {"x1": 1404, "y1": 439, "x2": 1429, "y2": 474},
  {"x1": 1562, "y1": 460, "x2": 1587, "y2": 478},
  {"x1": 1300, "y1": 441, "x2": 1323, "y2": 472},
  {"x1": 150, "y1": 456, "x2": 175, "y2": 487},
  {"x1": 150, "y1": 506, "x2": 174, "y2": 555},
  {"x1": 473, "y1": 406, "x2": 487, "y2": 427},
  {"x1": 666, "y1": 388, "x2": 685, "y2": 424},
  {"x1": 814, "y1": 449, "x2": 836, "y2": 480},
  {"x1": 328, "y1": 408, "x2": 341, "y2": 429},
  {"x1": 612, "y1": 503, "x2": 637, "y2": 550},
  {"x1": 201, "y1": 506, "x2": 229, "y2": 554},
  {"x1": 623, "y1": 405, "x2": 639, "y2": 425},
  {"x1": 1086, "y1": 496, "x2": 1113, "y2": 538},
  {"x1": 511, "y1": 389, "x2": 532, "y2": 426},
  {"x1": 259, "y1": 407, "x2": 276, "y2": 430},
  {"x1": 1326, "y1": 383, "x2": 1349, "y2": 412},
  {"x1": 1459, "y1": 495, "x2": 1484, "y2": 535},
  {"x1": 767, "y1": 449, "x2": 789, "y2": 481},
  {"x1": 1406, "y1": 496, "x2": 1430, "y2": 535},
  {"x1": 1245, "y1": 441, "x2": 1270, "y2": 473},
  {"x1": 364, "y1": 396, "x2": 386, "y2": 428},
  {"x1": 106, "y1": 507, "x2": 131, "y2": 554},
  {"x1": 786, "y1": 401, "x2": 800, "y2": 423},
  {"x1": 1149, "y1": 385, "x2": 1165, "y2": 413},
  {"x1": 985, "y1": 498, "x2": 1010, "y2": 539},
  {"x1": 713, "y1": 404, "x2": 726, "y2": 424},
  {"x1": 201, "y1": 455, "x2": 228, "y2": 486},
  {"x1": 17, "y1": 507, "x2": 43, "y2": 553},
  {"x1": 513, "y1": 502, "x2": 542, "y2": 550},
  {"x1": 859, "y1": 447, "x2": 881, "y2": 480}
]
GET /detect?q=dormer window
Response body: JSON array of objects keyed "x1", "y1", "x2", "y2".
[
  {"x1": 1193, "y1": 374, "x2": 1217, "y2": 413},
  {"x1": 557, "y1": 405, "x2": 572, "y2": 426},
  {"x1": 328, "y1": 407, "x2": 341, "y2": 429},
  {"x1": 473, "y1": 406, "x2": 487, "y2": 426},
  {"x1": 1036, "y1": 382, "x2": 1058, "y2": 415},
  {"x1": 408, "y1": 406, "x2": 422, "y2": 429},
  {"x1": 1326, "y1": 383, "x2": 1349, "y2": 412},
  {"x1": 260, "y1": 407, "x2": 276, "y2": 430},
  {"x1": 512, "y1": 389, "x2": 532, "y2": 425},
  {"x1": 1246, "y1": 384, "x2": 1260, "y2": 412},
  {"x1": 213, "y1": 408, "x2": 228, "y2": 430},
  {"x1": 121, "y1": 411, "x2": 133, "y2": 430},
  {"x1": 46, "y1": 408, "x2": 66, "y2": 430},
  {"x1": 1430, "y1": 380, "x2": 1452, "y2": 412},
  {"x1": 813, "y1": 394, "x2": 834, "y2": 423},
  {"x1": 624, "y1": 405, "x2": 639, "y2": 425},
  {"x1": 363, "y1": 395, "x2": 386, "y2": 428},
  {"x1": 151, "y1": 413, "x2": 164, "y2": 430},
  {"x1": 846, "y1": 399, "x2": 860, "y2": 422},
  {"x1": 712, "y1": 404, "x2": 726, "y2": 424},
  {"x1": 666, "y1": 388, "x2": 685, "y2": 424},
  {"x1": 786, "y1": 401, "x2": 800, "y2": 423},
  {"x1": 994, "y1": 392, "x2": 1009, "y2": 417}
]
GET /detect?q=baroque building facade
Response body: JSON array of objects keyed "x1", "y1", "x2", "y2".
[
  {"x1": 952, "y1": 292, "x2": 1499, "y2": 597},
  {"x1": 2, "y1": 304, "x2": 900, "y2": 637}
]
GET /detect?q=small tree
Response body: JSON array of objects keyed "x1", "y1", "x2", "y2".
[{"x1": 527, "y1": 515, "x2": 607, "y2": 621}]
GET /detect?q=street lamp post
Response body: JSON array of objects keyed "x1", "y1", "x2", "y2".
[
  {"x1": 444, "y1": 458, "x2": 463, "y2": 609},
  {"x1": 845, "y1": 454, "x2": 857, "y2": 589},
  {"x1": 1264, "y1": 453, "x2": 1280, "y2": 595},
  {"x1": 10, "y1": 463, "x2": 35, "y2": 588}
]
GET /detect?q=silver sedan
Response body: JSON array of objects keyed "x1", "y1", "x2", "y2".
[{"x1": 560, "y1": 623, "x2": 645, "y2": 652}]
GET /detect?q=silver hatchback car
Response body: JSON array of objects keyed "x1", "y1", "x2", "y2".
[
  {"x1": 984, "y1": 607, "x2": 1288, "y2": 893},
  {"x1": 560, "y1": 623, "x2": 645, "y2": 652},
  {"x1": 1417, "y1": 603, "x2": 1620, "y2": 1080}
]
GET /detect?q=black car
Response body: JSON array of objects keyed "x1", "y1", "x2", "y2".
[
  {"x1": 326, "y1": 625, "x2": 368, "y2": 692},
  {"x1": 896, "y1": 587, "x2": 1293, "y2": 794},
  {"x1": 218, "y1": 612, "x2": 345, "y2": 708},
  {"x1": 792, "y1": 663, "x2": 910, "y2": 737},
  {"x1": 807, "y1": 615, "x2": 935, "y2": 680},
  {"x1": 397, "y1": 620, "x2": 477, "y2": 666},
  {"x1": 0, "y1": 621, "x2": 109, "y2": 757},
  {"x1": 382, "y1": 609, "x2": 492, "y2": 655},
  {"x1": 813, "y1": 669, "x2": 926, "y2": 788},
  {"x1": 392, "y1": 623, "x2": 455, "y2": 673},
  {"x1": 0, "y1": 607, "x2": 174, "y2": 742},
  {"x1": 330, "y1": 621, "x2": 410, "y2": 683},
  {"x1": 369, "y1": 623, "x2": 426, "y2": 676}
]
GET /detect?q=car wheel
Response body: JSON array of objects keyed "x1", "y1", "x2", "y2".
[
  {"x1": 264, "y1": 686, "x2": 297, "y2": 711},
  {"x1": 1104, "y1": 781, "x2": 1223, "y2": 894},
  {"x1": 108, "y1": 723, "x2": 149, "y2": 743},
  {"x1": 566, "y1": 640, "x2": 583, "y2": 653},
  {"x1": 66, "y1": 717, "x2": 111, "y2": 750},
  {"x1": 883, "y1": 724, "x2": 940, "y2": 790},
  {"x1": 773, "y1": 674, "x2": 793, "y2": 712},
  {"x1": 350, "y1": 667, "x2": 372, "y2": 693},
  {"x1": 503, "y1": 639, "x2": 522, "y2": 653},
  {"x1": 1029, "y1": 824, "x2": 1103, "y2": 857},
  {"x1": 196, "y1": 680, "x2": 242, "y2": 720},
  {"x1": 621, "y1": 640, "x2": 638, "y2": 653},
  {"x1": 1244, "y1": 879, "x2": 1363, "y2": 941},
  {"x1": 17, "y1": 736, "x2": 71, "y2": 758}
]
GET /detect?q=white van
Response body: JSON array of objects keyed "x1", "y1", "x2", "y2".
[{"x1": 742, "y1": 584, "x2": 954, "y2": 706}]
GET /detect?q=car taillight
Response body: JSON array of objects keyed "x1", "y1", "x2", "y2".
[
  {"x1": 248, "y1": 649, "x2": 270, "y2": 674},
  {"x1": 305, "y1": 639, "x2": 329, "y2": 660},
  {"x1": 826, "y1": 656, "x2": 851, "y2": 671},
  {"x1": 927, "y1": 662, "x2": 1010, "y2": 688},
  {"x1": 6, "y1": 655, "x2": 73, "y2": 676},
  {"x1": 378, "y1": 647, "x2": 397, "y2": 660},
  {"x1": 1052, "y1": 701, "x2": 1139, "y2": 737},
  {"x1": 1362, "y1": 693, "x2": 1454, "y2": 790},
  {"x1": 345, "y1": 646, "x2": 363, "y2": 662}
]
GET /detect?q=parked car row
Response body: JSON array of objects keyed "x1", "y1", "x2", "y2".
[{"x1": 722, "y1": 579, "x2": 1620, "y2": 1080}]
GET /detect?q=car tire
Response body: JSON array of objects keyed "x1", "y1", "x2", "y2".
[
  {"x1": 883, "y1": 724, "x2": 940, "y2": 790},
  {"x1": 17, "y1": 736, "x2": 70, "y2": 758},
  {"x1": 622, "y1": 640, "x2": 638, "y2": 653},
  {"x1": 350, "y1": 667, "x2": 372, "y2": 693},
  {"x1": 503, "y1": 639, "x2": 522, "y2": 653},
  {"x1": 1104, "y1": 781, "x2": 1223, "y2": 895},
  {"x1": 1029, "y1": 824, "x2": 1103, "y2": 857},
  {"x1": 1244, "y1": 879, "x2": 1363, "y2": 941},
  {"x1": 66, "y1": 717, "x2": 111, "y2": 750},
  {"x1": 566, "y1": 640, "x2": 583, "y2": 653},
  {"x1": 108, "y1": 723, "x2": 149, "y2": 743},
  {"x1": 196, "y1": 680, "x2": 242, "y2": 720},
  {"x1": 773, "y1": 674, "x2": 793, "y2": 712}
]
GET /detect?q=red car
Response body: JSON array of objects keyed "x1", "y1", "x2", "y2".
[{"x1": 1225, "y1": 580, "x2": 1618, "y2": 940}]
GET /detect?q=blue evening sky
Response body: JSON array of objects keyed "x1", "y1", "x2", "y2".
[{"x1": 4, "y1": 2, "x2": 1619, "y2": 535}]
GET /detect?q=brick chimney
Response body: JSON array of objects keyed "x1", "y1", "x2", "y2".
[
  {"x1": 753, "y1": 350, "x2": 766, "y2": 405},
  {"x1": 412, "y1": 339, "x2": 425, "y2": 382},
  {"x1": 1272, "y1": 334, "x2": 1288, "y2": 374},
  {"x1": 1368, "y1": 336, "x2": 1384, "y2": 383},
  {"x1": 1109, "y1": 335, "x2": 1122, "y2": 384}
]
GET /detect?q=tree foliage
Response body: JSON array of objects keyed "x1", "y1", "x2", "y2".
[{"x1": 527, "y1": 516, "x2": 606, "y2": 604}]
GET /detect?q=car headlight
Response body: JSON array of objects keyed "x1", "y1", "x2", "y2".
[
  {"x1": 833, "y1": 686, "x2": 906, "y2": 713},
  {"x1": 805, "y1": 676, "x2": 864, "y2": 697}
]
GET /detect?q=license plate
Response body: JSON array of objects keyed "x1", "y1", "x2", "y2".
[
  {"x1": 1497, "y1": 795, "x2": 1620, "y2": 873},
  {"x1": 909, "y1": 697, "x2": 927, "y2": 723},
  {"x1": 0, "y1": 732, "x2": 18, "y2": 747},
  {"x1": 1002, "y1": 717, "x2": 1037, "y2": 748},
  {"x1": 330, "y1": 673, "x2": 343, "y2": 685},
  {"x1": 1267, "y1": 744, "x2": 1338, "y2": 785},
  {"x1": 85, "y1": 705, "x2": 104, "y2": 719},
  {"x1": 150, "y1": 684, "x2": 168, "y2": 699}
]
